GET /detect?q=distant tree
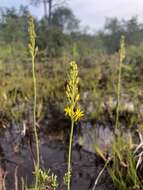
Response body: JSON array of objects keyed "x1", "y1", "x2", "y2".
[
  {"x1": 29, "y1": 0, "x2": 69, "y2": 53},
  {"x1": 52, "y1": 7, "x2": 79, "y2": 33},
  {"x1": 98, "y1": 17, "x2": 143, "y2": 53},
  {"x1": 103, "y1": 18, "x2": 125, "y2": 52},
  {"x1": 37, "y1": 6, "x2": 79, "y2": 56},
  {"x1": 104, "y1": 18, "x2": 122, "y2": 34},
  {"x1": 0, "y1": 6, "x2": 28, "y2": 44},
  {"x1": 96, "y1": 18, "x2": 125, "y2": 53},
  {"x1": 123, "y1": 16, "x2": 143, "y2": 45},
  {"x1": 29, "y1": 0, "x2": 68, "y2": 26}
]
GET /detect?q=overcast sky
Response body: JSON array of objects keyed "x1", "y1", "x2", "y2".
[{"x1": 1, "y1": 0, "x2": 143, "y2": 32}]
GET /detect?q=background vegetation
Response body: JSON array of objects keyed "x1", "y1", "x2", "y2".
[{"x1": 1, "y1": 2, "x2": 143, "y2": 190}]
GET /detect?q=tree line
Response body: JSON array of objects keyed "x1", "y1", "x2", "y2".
[{"x1": 0, "y1": 3, "x2": 143, "y2": 57}]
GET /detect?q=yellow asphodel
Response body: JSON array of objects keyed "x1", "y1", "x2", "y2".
[
  {"x1": 64, "y1": 106, "x2": 84, "y2": 121},
  {"x1": 64, "y1": 61, "x2": 84, "y2": 122},
  {"x1": 74, "y1": 107, "x2": 84, "y2": 121},
  {"x1": 64, "y1": 61, "x2": 84, "y2": 190}
]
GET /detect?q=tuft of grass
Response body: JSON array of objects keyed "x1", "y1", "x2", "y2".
[
  {"x1": 108, "y1": 136, "x2": 142, "y2": 190},
  {"x1": 28, "y1": 169, "x2": 58, "y2": 190}
]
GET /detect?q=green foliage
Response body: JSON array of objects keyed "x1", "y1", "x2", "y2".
[
  {"x1": 52, "y1": 7, "x2": 79, "y2": 33},
  {"x1": 0, "y1": 6, "x2": 28, "y2": 46},
  {"x1": 108, "y1": 136, "x2": 142, "y2": 190},
  {"x1": 2, "y1": 6, "x2": 143, "y2": 57},
  {"x1": 28, "y1": 169, "x2": 59, "y2": 190},
  {"x1": 99, "y1": 16, "x2": 143, "y2": 53},
  {"x1": 47, "y1": 27, "x2": 67, "y2": 57}
]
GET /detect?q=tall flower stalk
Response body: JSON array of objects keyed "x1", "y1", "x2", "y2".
[
  {"x1": 28, "y1": 14, "x2": 39, "y2": 189},
  {"x1": 64, "y1": 61, "x2": 84, "y2": 190},
  {"x1": 115, "y1": 36, "x2": 126, "y2": 129}
]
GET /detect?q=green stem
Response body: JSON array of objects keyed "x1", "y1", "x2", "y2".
[
  {"x1": 32, "y1": 56, "x2": 40, "y2": 189},
  {"x1": 67, "y1": 119, "x2": 74, "y2": 190},
  {"x1": 115, "y1": 55, "x2": 122, "y2": 129}
]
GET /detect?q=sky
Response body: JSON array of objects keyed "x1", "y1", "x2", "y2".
[{"x1": 1, "y1": 0, "x2": 143, "y2": 32}]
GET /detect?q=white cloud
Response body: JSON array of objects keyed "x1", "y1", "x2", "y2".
[{"x1": 68, "y1": 0, "x2": 143, "y2": 31}]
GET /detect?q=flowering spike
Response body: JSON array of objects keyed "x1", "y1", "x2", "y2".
[{"x1": 65, "y1": 61, "x2": 84, "y2": 122}]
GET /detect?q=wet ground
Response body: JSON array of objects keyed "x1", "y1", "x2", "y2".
[{"x1": 0, "y1": 121, "x2": 115, "y2": 190}]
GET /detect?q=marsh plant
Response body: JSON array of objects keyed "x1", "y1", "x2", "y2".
[
  {"x1": 108, "y1": 35, "x2": 143, "y2": 189},
  {"x1": 115, "y1": 35, "x2": 126, "y2": 129},
  {"x1": 28, "y1": 15, "x2": 59, "y2": 190},
  {"x1": 64, "y1": 61, "x2": 84, "y2": 190},
  {"x1": 28, "y1": 169, "x2": 58, "y2": 190},
  {"x1": 28, "y1": 14, "x2": 39, "y2": 189},
  {"x1": 95, "y1": 134, "x2": 142, "y2": 190},
  {"x1": 108, "y1": 136, "x2": 142, "y2": 190}
]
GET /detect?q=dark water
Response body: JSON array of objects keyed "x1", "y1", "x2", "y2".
[{"x1": 0, "y1": 122, "x2": 115, "y2": 190}]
